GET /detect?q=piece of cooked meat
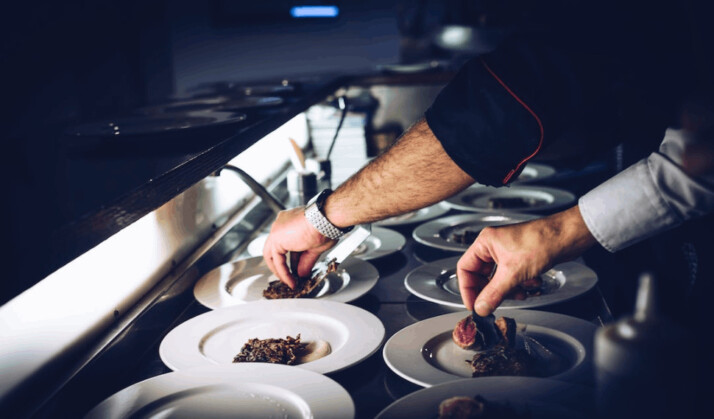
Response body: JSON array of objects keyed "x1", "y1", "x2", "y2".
[
  {"x1": 449, "y1": 229, "x2": 480, "y2": 244},
  {"x1": 452, "y1": 315, "x2": 517, "y2": 350},
  {"x1": 487, "y1": 197, "x2": 544, "y2": 209},
  {"x1": 467, "y1": 345, "x2": 531, "y2": 377},
  {"x1": 494, "y1": 317, "x2": 517, "y2": 348},
  {"x1": 438, "y1": 396, "x2": 485, "y2": 418},
  {"x1": 453, "y1": 316, "x2": 484, "y2": 350},
  {"x1": 263, "y1": 259, "x2": 338, "y2": 299},
  {"x1": 232, "y1": 334, "x2": 308, "y2": 365},
  {"x1": 439, "y1": 395, "x2": 531, "y2": 419}
]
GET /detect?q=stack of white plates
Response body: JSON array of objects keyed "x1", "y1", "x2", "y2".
[{"x1": 306, "y1": 104, "x2": 370, "y2": 186}]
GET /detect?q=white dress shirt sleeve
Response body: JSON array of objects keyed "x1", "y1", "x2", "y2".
[{"x1": 578, "y1": 128, "x2": 714, "y2": 252}]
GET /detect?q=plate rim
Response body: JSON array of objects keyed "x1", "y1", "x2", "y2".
[
  {"x1": 193, "y1": 255, "x2": 380, "y2": 309},
  {"x1": 374, "y1": 202, "x2": 451, "y2": 227},
  {"x1": 412, "y1": 213, "x2": 541, "y2": 252},
  {"x1": 85, "y1": 363, "x2": 355, "y2": 419},
  {"x1": 382, "y1": 309, "x2": 595, "y2": 388},
  {"x1": 69, "y1": 110, "x2": 247, "y2": 137},
  {"x1": 404, "y1": 257, "x2": 598, "y2": 309},
  {"x1": 376, "y1": 376, "x2": 590, "y2": 419},
  {"x1": 355, "y1": 226, "x2": 406, "y2": 260},
  {"x1": 159, "y1": 299, "x2": 385, "y2": 375},
  {"x1": 511, "y1": 162, "x2": 557, "y2": 184},
  {"x1": 444, "y1": 185, "x2": 576, "y2": 214}
]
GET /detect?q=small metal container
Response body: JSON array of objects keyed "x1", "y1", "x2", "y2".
[
  {"x1": 287, "y1": 169, "x2": 318, "y2": 206},
  {"x1": 306, "y1": 158, "x2": 332, "y2": 190}
]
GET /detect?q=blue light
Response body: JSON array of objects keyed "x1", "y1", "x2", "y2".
[{"x1": 290, "y1": 6, "x2": 339, "y2": 18}]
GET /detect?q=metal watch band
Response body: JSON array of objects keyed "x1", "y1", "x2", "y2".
[{"x1": 304, "y1": 201, "x2": 346, "y2": 240}]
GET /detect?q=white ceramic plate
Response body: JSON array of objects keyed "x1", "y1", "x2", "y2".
[
  {"x1": 412, "y1": 213, "x2": 541, "y2": 252},
  {"x1": 444, "y1": 185, "x2": 576, "y2": 214},
  {"x1": 86, "y1": 363, "x2": 355, "y2": 419},
  {"x1": 194, "y1": 256, "x2": 379, "y2": 309},
  {"x1": 382, "y1": 309, "x2": 594, "y2": 387},
  {"x1": 374, "y1": 203, "x2": 451, "y2": 227},
  {"x1": 512, "y1": 162, "x2": 557, "y2": 184},
  {"x1": 160, "y1": 299, "x2": 385, "y2": 374},
  {"x1": 246, "y1": 227, "x2": 406, "y2": 261},
  {"x1": 376, "y1": 376, "x2": 590, "y2": 419},
  {"x1": 405, "y1": 258, "x2": 598, "y2": 309}
]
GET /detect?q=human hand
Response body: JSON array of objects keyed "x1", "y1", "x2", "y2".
[
  {"x1": 457, "y1": 206, "x2": 596, "y2": 316},
  {"x1": 262, "y1": 207, "x2": 335, "y2": 289}
]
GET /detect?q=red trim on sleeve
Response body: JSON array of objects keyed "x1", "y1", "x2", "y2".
[{"x1": 480, "y1": 59, "x2": 545, "y2": 184}]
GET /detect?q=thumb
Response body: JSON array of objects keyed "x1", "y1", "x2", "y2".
[{"x1": 473, "y1": 269, "x2": 518, "y2": 316}]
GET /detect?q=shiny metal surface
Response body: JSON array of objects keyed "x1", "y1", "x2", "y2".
[{"x1": 216, "y1": 164, "x2": 286, "y2": 214}]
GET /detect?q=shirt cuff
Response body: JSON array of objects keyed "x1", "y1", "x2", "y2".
[{"x1": 578, "y1": 158, "x2": 680, "y2": 252}]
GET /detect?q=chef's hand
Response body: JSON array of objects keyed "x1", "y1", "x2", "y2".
[
  {"x1": 263, "y1": 207, "x2": 336, "y2": 289},
  {"x1": 458, "y1": 206, "x2": 597, "y2": 316}
]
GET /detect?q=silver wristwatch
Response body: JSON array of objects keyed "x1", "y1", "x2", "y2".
[{"x1": 304, "y1": 189, "x2": 352, "y2": 240}]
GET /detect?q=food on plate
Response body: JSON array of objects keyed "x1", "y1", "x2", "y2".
[
  {"x1": 233, "y1": 334, "x2": 307, "y2": 365},
  {"x1": 232, "y1": 334, "x2": 332, "y2": 365},
  {"x1": 438, "y1": 396, "x2": 484, "y2": 418},
  {"x1": 506, "y1": 277, "x2": 545, "y2": 300},
  {"x1": 452, "y1": 315, "x2": 534, "y2": 377},
  {"x1": 487, "y1": 197, "x2": 545, "y2": 209},
  {"x1": 449, "y1": 229, "x2": 480, "y2": 244},
  {"x1": 453, "y1": 316, "x2": 480, "y2": 350},
  {"x1": 438, "y1": 395, "x2": 530, "y2": 419},
  {"x1": 263, "y1": 259, "x2": 338, "y2": 299},
  {"x1": 494, "y1": 317, "x2": 517, "y2": 348},
  {"x1": 468, "y1": 345, "x2": 531, "y2": 377},
  {"x1": 452, "y1": 315, "x2": 517, "y2": 351}
]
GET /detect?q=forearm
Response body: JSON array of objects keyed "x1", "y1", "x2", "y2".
[
  {"x1": 323, "y1": 118, "x2": 474, "y2": 228},
  {"x1": 544, "y1": 205, "x2": 598, "y2": 265}
]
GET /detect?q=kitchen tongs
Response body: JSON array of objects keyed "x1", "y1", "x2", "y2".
[
  {"x1": 472, "y1": 262, "x2": 499, "y2": 349},
  {"x1": 471, "y1": 310, "x2": 500, "y2": 350},
  {"x1": 299, "y1": 224, "x2": 372, "y2": 296}
]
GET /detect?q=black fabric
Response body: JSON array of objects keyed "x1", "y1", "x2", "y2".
[
  {"x1": 424, "y1": 1, "x2": 700, "y2": 186},
  {"x1": 425, "y1": 56, "x2": 540, "y2": 186},
  {"x1": 425, "y1": 39, "x2": 591, "y2": 186}
]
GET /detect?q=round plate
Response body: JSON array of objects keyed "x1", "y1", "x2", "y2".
[
  {"x1": 376, "y1": 376, "x2": 591, "y2": 419},
  {"x1": 192, "y1": 81, "x2": 297, "y2": 97},
  {"x1": 382, "y1": 309, "x2": 595, "y2": 387},
  {"x1": 377, "y1": 61, "x2": 443, "y2": 74},
  {"x1": 444, "y1": 185, "x2": 576, "y2": 214},
  {"x1": 405, "y1": 258, "x2": 598, "y2": 309},
  {"x1": 412, "y1": 213, "x2": 541, "y2": 252},
  {"x1": 194, "y1": 256, "x2": 379, "y2": 309},
  {"x1": 160, "y1": 299, "x2": 385, "y2": 374},
  {"x1": 247, "y1": 227, "x2": 405, "y2": 261},
  {"x1": 68, "y1": 110, "x2": 246, "y2": 137},
  {"x1": 137, "y1": 96, "x2": 283, "y2": 115},
  {"x1": 375, "y1": 203, "x2": 451, "y2": 227},
  {"x1": 86, "y1": 363, "x2": 355, "y2": 419},
  {"x1": 218, "y1": 96, "x2": 284, "y2": 111},
  {"x1": 512, "y1": 163, "x2": 557, "y2": 184}
]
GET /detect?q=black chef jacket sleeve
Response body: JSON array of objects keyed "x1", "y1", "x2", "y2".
[{"x1": 425, "y1": 39, "x2": 591, "y2": 186}]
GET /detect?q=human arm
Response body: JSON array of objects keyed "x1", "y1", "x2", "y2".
[
  {"x1": 461, "y1": 128, "x2": 714, "y2": 316},
  {"x1": 264, "y1": 38, "x2": 604, "y2": 287},
  {"x1": 263, "y1": 118, "x2": 475, "y2": 287}
]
